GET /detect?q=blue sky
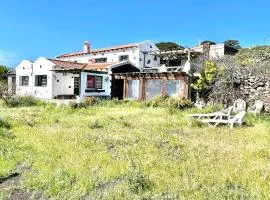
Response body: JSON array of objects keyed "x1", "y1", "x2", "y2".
[{"x1": 0, "y1": 0, "x2": 270, "y2": 67}]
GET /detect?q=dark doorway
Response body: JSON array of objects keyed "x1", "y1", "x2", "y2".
[
  {"x1": 74, "y1": 77, "x2": 80, "y2": 95},
  {"x1": 111, "y1": 79, "x2": 124, "y2": 100}
]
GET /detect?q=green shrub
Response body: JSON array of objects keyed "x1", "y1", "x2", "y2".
[
  {"x1": 88, "y1": 119, "x2": 103, "y2": 129},
  {"x1": 5, "y1": 96, "x2": 43, "y2": 107},
  {"x1": 150, "y1": 95, "x2": 193, "y2": 109},
  {"x1": 0, "y1": 118, "x2": 10, "y2": 129},
  {"x1": 70, "y1": 96, "x2": 99, "y2": 109},
  {"x1": 127, "y1": 160, "x2": 151, "y2": 194}
]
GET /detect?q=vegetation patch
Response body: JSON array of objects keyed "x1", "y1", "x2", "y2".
[{"x1": 0, "y1": 101, "x2": 269, "y2": 199}]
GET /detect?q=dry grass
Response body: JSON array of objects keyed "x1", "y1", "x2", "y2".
[{"x1": 0, "y1": 101, "x2": 270, "y2": 199}]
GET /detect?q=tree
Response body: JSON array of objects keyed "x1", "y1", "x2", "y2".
[
  {"x1": 191, "y1": 61, "x2": 219, "y2": 92},
  {"x1": 192, "y1": 54, "x2": 270, "y2": 106},
  {"x1": 224, "y1": 40, "x2": 241, "y2": 49},
  {"x1": 0, "y1": 65, "x2": 8, "y2": 76},
  {"x1": 155, "y1": 42, "x2": 184, "y2": 51},
  {"x1": 200, "y1": 41, "x2": 216, "y2": 45},
  {"x1": 0, "y1": 65, "x2": 9, "y2": 82},
  {"x1": 236, "y1": 45, "x2": 270, "y2": 65}
]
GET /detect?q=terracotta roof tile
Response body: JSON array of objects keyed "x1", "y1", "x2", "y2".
[
  {"x1": 56, "y1": 43, "x2": 138, "y2": 58},
  {"x1": 49, "y1": 58, "x2": 120, "y2": 72},
  {"x1": 48, "y1": 59, "x2": 86, "y2": 70},
  {"x1": 84, "y1": 62, "x2": 118, "y2": 71}
]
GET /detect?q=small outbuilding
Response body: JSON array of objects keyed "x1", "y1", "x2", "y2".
[{"x1": 112, "y1": 72, "x2": 190, "y2": 100}]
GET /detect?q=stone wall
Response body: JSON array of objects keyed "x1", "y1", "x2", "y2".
[{"x1": 239, "y1": 73, "x2": 270, "y2": 112}]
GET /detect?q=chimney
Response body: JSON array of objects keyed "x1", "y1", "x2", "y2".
[
  {"x1": 202, "y1": 42, "x2": 210, "y2": 54},
  {"x1": 83, "y1": 41, "x2": 90, "y2": 53}
]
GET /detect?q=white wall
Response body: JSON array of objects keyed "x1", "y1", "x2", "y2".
[
  {"x1": 52, "y1": 71, "x2": 79, "y2": 98},
  {"x1": 16, "y1": 60, "x2": 34, "y2": 96},
  {"x1": 209, "y1": 44, "x2": 225, "y2": 59},
  {"x1": 58, "y1": 41, "x2": 161, "y2": 69},
  {"x1": 138, "y1": 41, "x2": 160, "y2": 68},
  {"x1": 80, "y1": 72, "x2": 111, "y2": 99},
  {"x1": 32, "y1": 57, "x2": 54, "y2": 99},
  {"x1": 60, "y1": 47, "x2": 139, "y2": 67},
  {"x1": 16, "y1": 57, "x2": 55, "y2": 99},
  {"x1": 192, "y1": 44, "x2": 225, "y2": 59}
]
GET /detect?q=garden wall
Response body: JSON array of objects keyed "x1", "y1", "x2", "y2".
[{"x1": 239, "y1": 72, "x2": 270, "y2": 112}]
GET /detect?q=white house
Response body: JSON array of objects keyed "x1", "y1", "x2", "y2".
[
  {"x1": 56, "y1": 40, "x2": 160, "y2": 69},
  {"x1": 192, "y1": 43, "x2": 238, "y2": 59},
  {"x1": 15, "y1": 57, "x2": 140, "y2": 100}
]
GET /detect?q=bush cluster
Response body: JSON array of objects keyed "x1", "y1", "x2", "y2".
[
  {"x1": 70, "y1": 96, "x2": 99, "y2": 108},
  {"x1": 4, "y1": 96, "x2": 43, "y2": 107},
  {"x1": 70, "y1": 96, "x2": 193, "y2": 110},
  {"x1": 149, "y1": 95, "x2": 193, "y2": 109},
  {"x1": 127, "y1": 160, "x2": 150, "y2": 194}
]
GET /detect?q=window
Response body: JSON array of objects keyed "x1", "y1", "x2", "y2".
[
  {"x1": 87, "y1": 75, "x2": 102, "y2": 89},
  {"x1": 119, "y1": 55, "x2": 129, "y2": 61},
  {"x1": 35, "y1": 75, "x2": 47, "y2": 87},
  {"x1": 128, "y1": 80, "x2": 139, "y2": 99},
  {"x1": 166, "y1": 80, "x2": 180, "y2": 97},
  {"x1": 147, "y1": 59, "x2": 151, "y2": 64},
  {"x1": 95, "y1": 58, "x2": 107, "y2": 63},
  {"x1": 146, "y1": 80, "x2": 163, "y2": 100},
  {"x1": 74, "y1": 77, "x2": 79, "y2": 89},
  {"x1": 19, "y1": 76, "x2": 29, "y2": 86},
  {"x1": 154, "y1": 55, "x2": 157, "y2": 61},
  {"x1": 95, "y1": 76, "x2": 102, "y2": 89}
]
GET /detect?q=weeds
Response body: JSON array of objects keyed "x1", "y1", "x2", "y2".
[
  {"x1": 89, "y1": 119, "x2": 103, "y2": 129},
  {"x1": 150, "y1": 95, "x2": 193, "y2": 109},
  {"x1": 127, "y1": 160, "x2": 151, "y2": 194},
  {"x1": 4, "y1": 96, "x2": 44, "y2": 107},
  {"x1": 0, "y1": 102, "x2": 269, "y2": 199}
]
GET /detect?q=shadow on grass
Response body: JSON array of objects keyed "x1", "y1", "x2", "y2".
[{"x1": 0, "y1": 172, "x2": 20, "y2": 184}]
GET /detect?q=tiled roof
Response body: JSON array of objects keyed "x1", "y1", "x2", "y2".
[
  {"x1": 84, "y1": 62, "x2": 118, "y2": 71},
  {"x1": 56, "y1": 43, "x2": 138, "y2": 58},
  {"x1": 49, "y1": 59, "x2": 119, "y2": 71},
  {"x1": 48, "y1": 59, "x2": 86, "y2": 70}
]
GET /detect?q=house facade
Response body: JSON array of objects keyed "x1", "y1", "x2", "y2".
[
  {"x1": 192, "y1": 43, "x2": 239, "y2": 59},
  {"x1": 16, "y1": 40, "x2": 234, "y2": 101},
  {"x1": 112, "y1": 72, "x2": 190, "y2": 100},
  {"x1": 15, "y1": 57, "x2": 140, "y2": 100},
  {"x1": 56, "y1": 41, "x2": 160, "y2": 69},
  {"x1": 15, "y1": 57, "x2": 106, "y2": 99},
  {"x1": 4, "y1": 69, "x2": 16, "y2": 93}
]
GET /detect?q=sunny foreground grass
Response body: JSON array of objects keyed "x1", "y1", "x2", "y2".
[{"x1": 0, "y1": 101, "x2": 270, "y2": 199}]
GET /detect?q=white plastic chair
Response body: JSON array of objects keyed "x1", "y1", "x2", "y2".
[
  {"x1": 233, "y1": 99, "x2": 246, "y2": 113},
  {"x1": 187, "y1": 106, "x2": 233, "y2": 120},
  {"x1": 201, "y1": 111, "x2": 246, "y2": 129},
  {"x1": 248, "y1": 100, "x2": 264, "y2": 115}
]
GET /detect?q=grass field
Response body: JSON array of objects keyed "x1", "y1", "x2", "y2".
[{"x1": 0, "y1": 101, "x2": 270, "y2": 199}]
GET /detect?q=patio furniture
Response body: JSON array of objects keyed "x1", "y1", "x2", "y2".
[
  {"x1": 248, "y1": 100, "x2": 264, "y2": 115},
  {"x1": 233, "y1": 99, "x2": 246, "y2": 112},
  {"x1": 201, "y1": 111, "x2": 246, "y2": 129},
  {"x1": 187, "y1": 106, "x2": 233, "y2": 120}
]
